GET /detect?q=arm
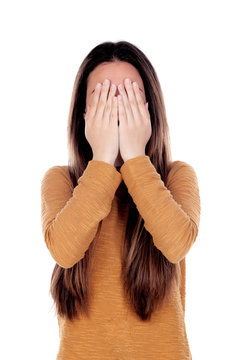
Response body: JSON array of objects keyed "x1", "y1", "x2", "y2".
[
  {"x1": 120, "y1": 156, "x2": 201, "y2": 264},
  {"x1": 40, "y1": 160, "x2": 122, "y2": 268}
]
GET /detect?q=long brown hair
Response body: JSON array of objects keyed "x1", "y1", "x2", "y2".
[{"x1": 50, "y1": 41, "x2": 181, "y2": 322}]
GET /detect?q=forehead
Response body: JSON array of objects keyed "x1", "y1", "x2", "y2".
[{"x1": 87, "y1": 61, "x2": 144, "y2": 91}]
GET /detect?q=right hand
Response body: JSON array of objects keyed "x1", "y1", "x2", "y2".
[{"x1": 84, "y1": 79, "x2": 119, "y2": 166}]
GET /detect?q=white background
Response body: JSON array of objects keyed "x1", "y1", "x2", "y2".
[{"x1": 0, "y1": 0, "x2": 244, "y2": 359}]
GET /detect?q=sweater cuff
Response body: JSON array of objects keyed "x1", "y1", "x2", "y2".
[
  {"x1": 120, "y1": 155, "x2": 154, "y2": 185},
  {"x1": 79, "y1": 160, "x2": 122, "y2": 198}
]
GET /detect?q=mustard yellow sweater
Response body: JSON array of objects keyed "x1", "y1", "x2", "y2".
[{"x1": 41, "y1": 155, "x2": 201, "y2": 360}]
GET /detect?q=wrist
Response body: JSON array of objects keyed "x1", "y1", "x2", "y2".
[{"x1": 92, "y1": 156, "x2": 115, "y2": 167}]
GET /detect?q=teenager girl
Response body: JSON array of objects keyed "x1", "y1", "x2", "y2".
[{"x1": 41, "y1": 40, "x2": 201, "y2": 359}]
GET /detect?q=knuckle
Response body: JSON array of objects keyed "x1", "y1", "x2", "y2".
[
  {"x1": 94, "y1": 121, "x2": 100, "y2": 129},
  {"x1": 131, "y1": 99, "x2": 137, "y2": 107},
  {"x1": 105, "y1": 101, "x2": 111, "y2": 111},
  {"x1": 99, "y1": 98, "x2": 106, "y2": 107}
]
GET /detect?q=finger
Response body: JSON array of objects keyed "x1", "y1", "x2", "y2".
[
  {"x1": 84, "y1": 105, "x2": 90, "y2": 122},
  {"x1": 118, "y1": 94, "x2": 127, "y2": 127},
  {"x1": 95, "y1": 79, "x2": 110, "y2": 122},
  {"x1": 123, "y1": 78, "x2": 141, "y2": 122},
  {"x1": 133, "y1": 81, "x2": 148, "y2": 119},
  {"x1": 110, "y1": 96, "x2": 118, "y2": 126},
  {"x1": 118, "y1": 82, "x2": 133, "y2": 123},
  {"x1": 88, "y1": 83, "x2": 102, "y2": 121},
  {"x1": 104, "y1": 83, "x2": 117, "y2": 125}
]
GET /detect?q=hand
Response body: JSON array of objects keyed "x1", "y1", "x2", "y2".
[
  {"x1": 84, "y1": 79, "x2": 119, "y2": 166},
  {"x1": 117, "y1": 78, "x2": 152, "y2": 162}
]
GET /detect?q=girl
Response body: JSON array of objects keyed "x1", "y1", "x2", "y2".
[{"x1": 41, "y1": 40, "x2": 201, "y2": 359}]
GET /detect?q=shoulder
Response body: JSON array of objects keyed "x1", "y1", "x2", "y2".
[
  {"x1": 166, "y1": 160, "x2": 198, "y2": 187},
  {"x1": 41, "y1": 165, "x2": 69, "y2": 179},
  {"x1": 41, "y1": 165, "x2": 73, "y2": 191}
]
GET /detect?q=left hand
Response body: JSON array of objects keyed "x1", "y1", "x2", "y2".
[{"x1": 117, "y1": 78, "x2": 152, "y2": 162}]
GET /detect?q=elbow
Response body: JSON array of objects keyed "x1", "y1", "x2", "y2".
[
  {"x1": 44, "y1": 228, "x2": 83, "y2": 269},
  {"x1": 54, "y1": 257, "x2": 79, "y2": 270},
  {"x1": 57, "y1": 262, "x2": 79, "y2": 270},
  {"x1": 163, "y1": 220, "x2": 199, "y2": 264}
]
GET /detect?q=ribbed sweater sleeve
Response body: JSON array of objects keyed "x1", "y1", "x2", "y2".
[
  {"x1": 40, "y1": 160, "x2": 122, "y2": 268},
  {"x1": 120, "y1": 155, "x2": 201, "y2": 264}
]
